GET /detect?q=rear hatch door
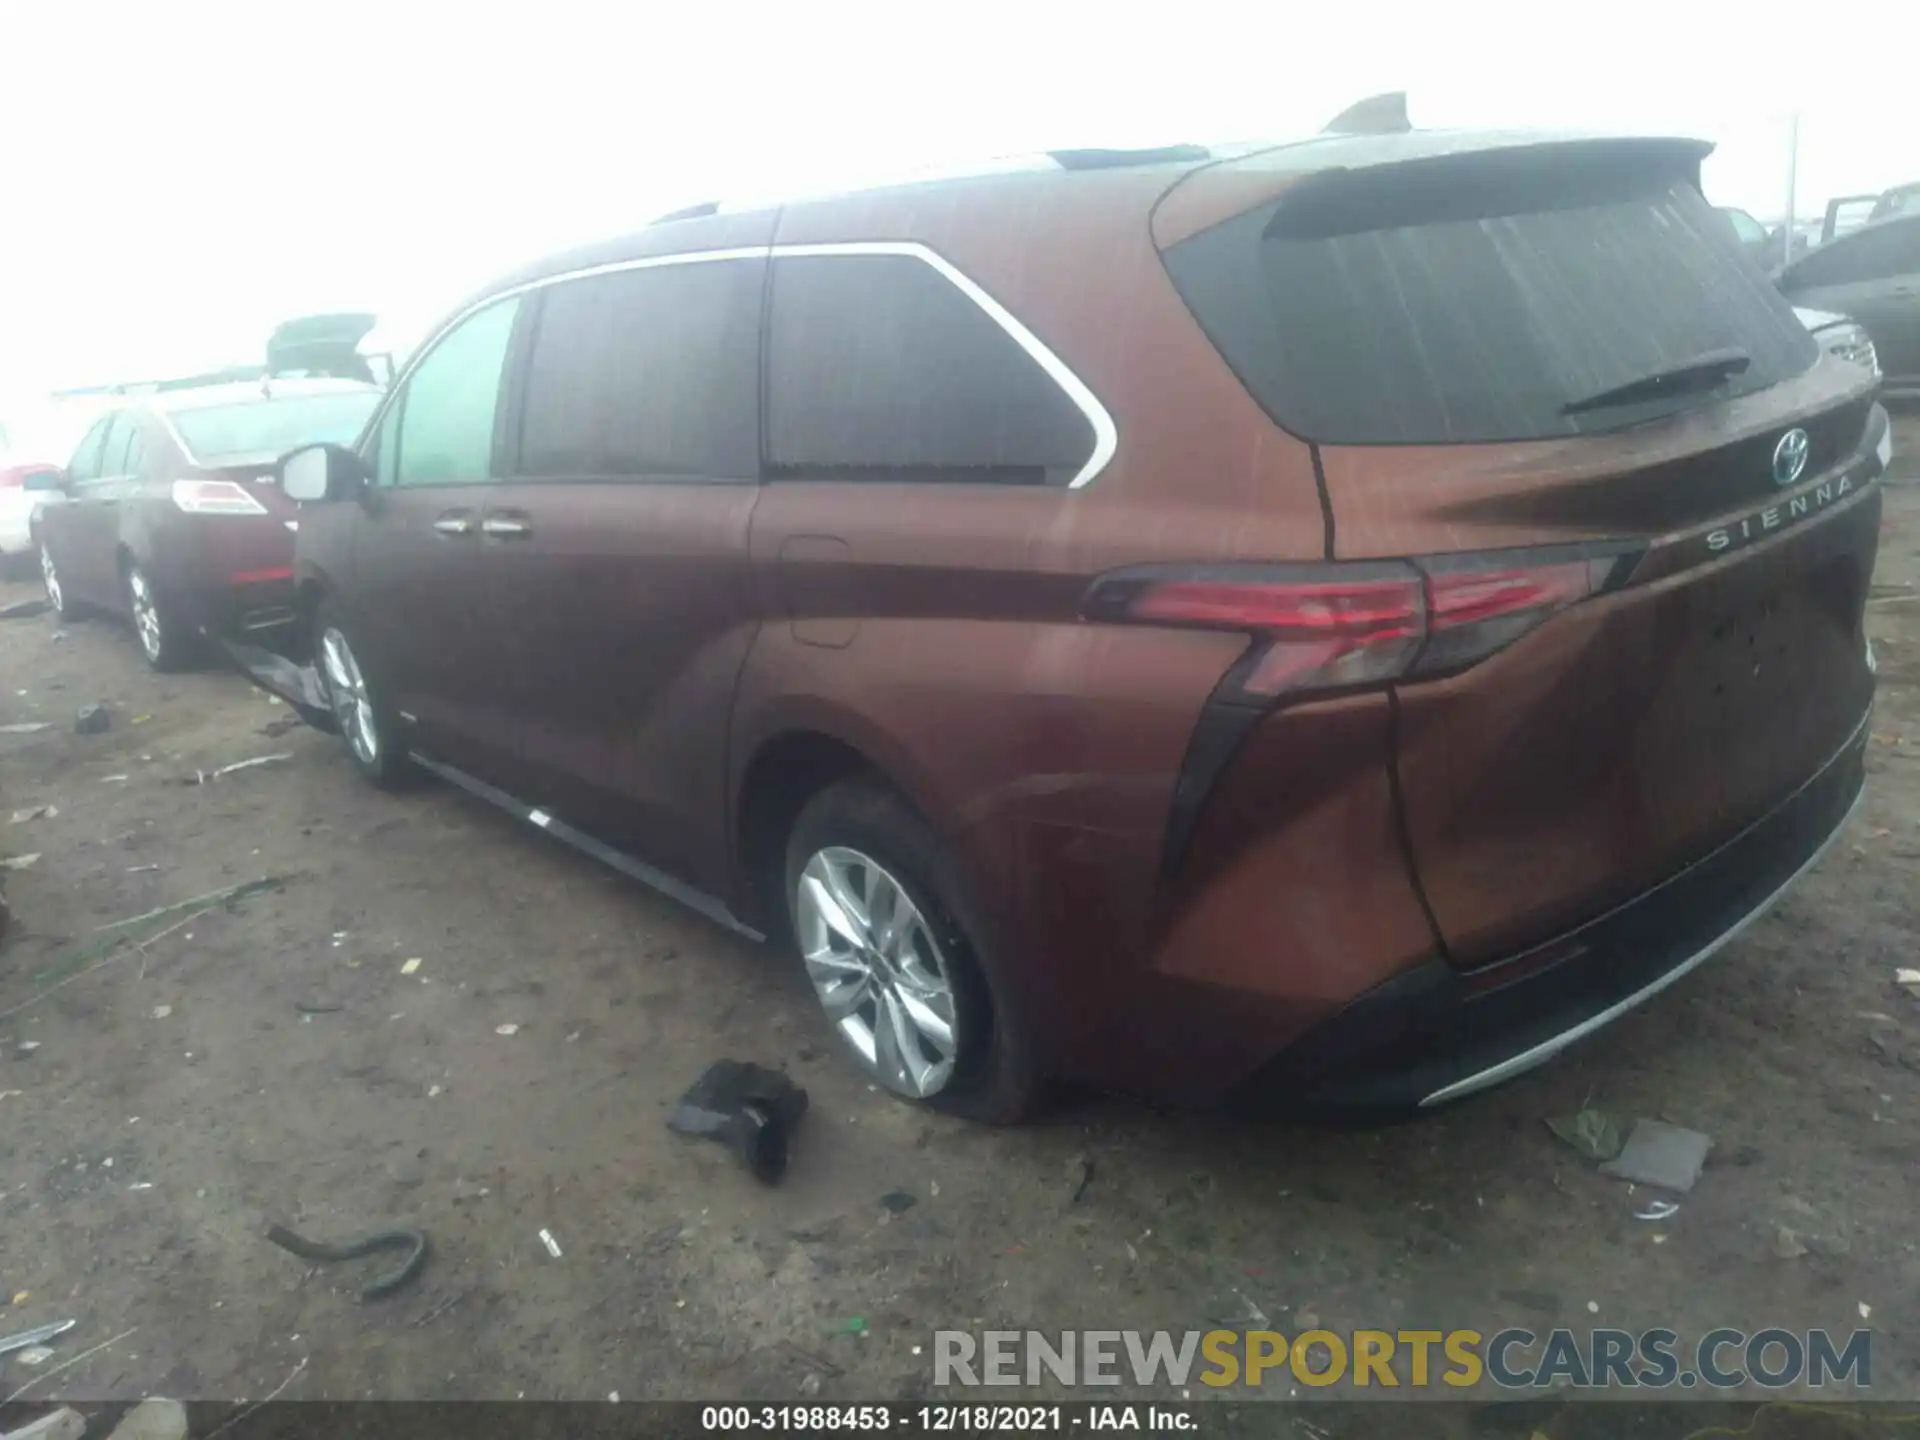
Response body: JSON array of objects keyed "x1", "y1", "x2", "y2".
[{"x1": 1160, "y1": 138, "x2": 1884, "y2": 964}]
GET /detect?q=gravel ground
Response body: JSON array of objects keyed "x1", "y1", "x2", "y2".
[{"x1": 2, "y1": 418, "x2": 1918, "y2": 1425}]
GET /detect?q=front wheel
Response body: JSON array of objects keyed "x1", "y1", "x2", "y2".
[
  {"x1": 785, "y1": 778, "x2": 1037, "y2": 1123},
  {"x1": 314, "y1": 603, "x2": 414, "y2": 789}
]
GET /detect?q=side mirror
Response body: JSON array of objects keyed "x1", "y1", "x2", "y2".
[{"x1": 279, "y1": 443, "x2": 364, "y2": 503}]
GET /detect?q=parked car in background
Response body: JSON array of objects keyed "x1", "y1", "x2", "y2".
[
  {"x1": 34, "y1": 377, "x2": 380, "y2": 669},
  {"x1": 1717, "y1": 205, "x2": 1775, "y2": 266},
  {"x1": 262, "y1": 129, "x2": 1888, "y2": 1122},
  {"x1": 1821, "y1": 182, "x2": 1920, "y2": 244},
  {"x1": 0, "y1": 459, "x2": 66, "y2": 574},
  {"x1": 267, "y1": 312, "x2": 393, "y2": 386},
  {"x1": 1776, "y1": 213, "x2": 1920, "y2": 397}
]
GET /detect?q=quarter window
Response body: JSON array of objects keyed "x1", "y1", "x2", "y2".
[
  {"x1": 515, "y1": 258, "x2": 763, "y2": 481},
  {"x1": 766, "y1": 252, "x2": 1096, "y2": 484},
  {"x1": 389, "y1": 297, "x2": 521, "y2": 487},
  {"x1": 67, "y1": 418, "x2": 112, "y2": 481}
]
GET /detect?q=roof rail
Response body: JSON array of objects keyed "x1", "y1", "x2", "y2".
[{"x1": 1048, "y1": 145, "x2": 1210, "y2": 170}]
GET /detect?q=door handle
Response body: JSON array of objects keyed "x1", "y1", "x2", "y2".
[
  {"x1": 432, "y1": 512, "x2": 475, "y2": 536},
  {"x1": 480, "y1": 514, "x2": 532, "y2": 539}
]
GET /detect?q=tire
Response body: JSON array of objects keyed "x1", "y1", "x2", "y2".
[
  {"x1": 313, "y1": 601, "x2": 415, "y2": 790},
  {"x1": 785, "y1": 777, "x2": 1037, "y2": 1123},
  {"x1": 38, "y1": 543, "x2": 84, "y2": 619},
  {"x1": 125, "y1": 561, "x2": 199, "y2": 672}
]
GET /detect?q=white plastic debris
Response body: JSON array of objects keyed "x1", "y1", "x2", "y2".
[
  {"x1": 539, "y1": 1228, "x2": 563, "y2": 1259},
  {"x1": 1634, "y1": 1200, "x2": 1681, "y2": 1221},
  {"x1": 152, "y1": 1005, "x2": 172, "y2": 1020},
  {"x1": 0, "y1": 854, "x2": 40, "y2": 872},
  {"x1": 401, "y1": 957, "x2": 422, "y2": 975},
  {"x1": 199, "y1": 753, "x2": 294, "y2": 783},
  {"x1": 17, "y1": 1345, "x2": 54, "y2": 1365},
  {"x1": 495, "y1": 1023, "x2": 520, "y2": 1036}
]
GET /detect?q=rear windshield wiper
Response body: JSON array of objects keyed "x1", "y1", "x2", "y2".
[{"x1": 1559, "y1": 348, "x2": 1751, "y2": 417}]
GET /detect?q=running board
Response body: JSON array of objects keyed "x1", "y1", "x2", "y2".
[{"x1": 407, "y1": 752, "x2": 765, "y2": 943}]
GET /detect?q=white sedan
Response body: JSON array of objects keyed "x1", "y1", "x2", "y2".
[{"x1": 0, "y1": 459, "x2": 66, "y2": 572}]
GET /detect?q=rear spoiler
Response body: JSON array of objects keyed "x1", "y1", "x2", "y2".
[{"x1": 1263, "y1": 136, "x2": 1715, "y2": 241}]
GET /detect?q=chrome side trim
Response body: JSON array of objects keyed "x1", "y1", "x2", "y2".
[
  {"x1": 408, "y1": 752, "x2": 763, "y2": 942},
  {"x1": 774, "y1": 242, "x2": 1119, "y2": 489},
  {"x1": 1420, "y1": 746, "x2": 1868, "y2": 1107},
  {"x1": 368, "y1": 242, "x2": 1119, "y2": 490}
]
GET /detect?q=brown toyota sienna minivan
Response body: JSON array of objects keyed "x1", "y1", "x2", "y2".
[{"x1": 268, "y1": 130, "x2": 1891, "y2": 1122}]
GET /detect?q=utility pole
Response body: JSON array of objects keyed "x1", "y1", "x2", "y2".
[{"x1": 1783, "y1": 112, "x2": 1800, "y2": 267}]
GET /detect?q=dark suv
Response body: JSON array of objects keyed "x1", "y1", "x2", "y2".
[{"x1": 266, "y1": 130, "x2": 1889, "y2": 1121}]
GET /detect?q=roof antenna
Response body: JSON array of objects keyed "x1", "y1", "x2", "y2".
[{"x1": 1321, "y1": 91, "x2": 1411, "y2": 135}]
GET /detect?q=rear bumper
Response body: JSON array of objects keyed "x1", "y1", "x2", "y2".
[
  {"x1": 1236, "y1": 704, "x2": 1870, "y2": 1121},
  {"x1": 170, "y1": 578, "x2": 300, "y2": 638}
]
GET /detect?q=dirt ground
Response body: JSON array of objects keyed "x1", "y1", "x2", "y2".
[{"x1": 3, "y1": 421, "x2": 1919, "y2": 1419}]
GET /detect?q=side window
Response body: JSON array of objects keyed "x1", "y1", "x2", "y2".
[
  {"x1": 391, "y1": 297, "x2": 520, "y2": 487},
  {"x1": 67, "y1": 417, "x2": 113, "y2": 482},
  {"x1": 515, "y1": 258, "x2": 763, "y2": 480},
  {"x1": 766, "y1": 253, "x2": 1095, "y2": 485}
]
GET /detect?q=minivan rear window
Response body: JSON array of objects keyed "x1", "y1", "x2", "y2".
[
  {"x1": 1164, "y1": 179, "x2": 1818, "y2": 445},
  {"x1": 170, "y1": 391, "x2": 381, "y2": 463}
]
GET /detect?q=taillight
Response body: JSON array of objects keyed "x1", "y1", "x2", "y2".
[
  {"x1": 172, "y1": 479, "x2": 269, "y2": 516},
  {"x1": 1084, "y1": 547, "x2": 1639, "y2": 700},
  {"x1": 1414, "y1": 554, "x2": 1621, "y2": 677}
]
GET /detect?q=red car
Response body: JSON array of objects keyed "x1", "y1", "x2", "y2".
[{"x1": 34, "y1": 378, "x2": 380, "y2": 669}]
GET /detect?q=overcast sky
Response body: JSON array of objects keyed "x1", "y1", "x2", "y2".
[{"x1": 3, "y1": 0, "x2": 1915, "y2": 430}]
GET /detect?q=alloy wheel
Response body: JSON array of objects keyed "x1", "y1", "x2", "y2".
[
  {"x1": 795, "y1": 845, "x2": 960, "y2": 1099},
  {"x1": 128, "y1": 567, "x2": 162, "y2": 661},
  {"x1": 40, "y1": 546, "x2": 62, "y2": 612},
  {"x1": 319, "y1": 626, "x2": 380, "y2": 766}
]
